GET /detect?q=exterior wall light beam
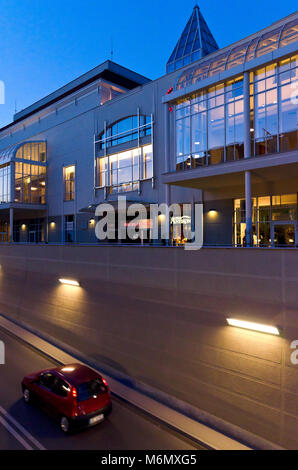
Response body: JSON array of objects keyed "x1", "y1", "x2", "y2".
[
  {"x1": 59, "y1": 279, "x2": 80, "y2": 287},
  {"x1": 227, "y1": 318, "x2": 280, "y2": 336}
]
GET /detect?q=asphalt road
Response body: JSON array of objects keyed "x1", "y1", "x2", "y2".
[{"x1": 0, "y1": 328, "x2": 204, "y2": 451}]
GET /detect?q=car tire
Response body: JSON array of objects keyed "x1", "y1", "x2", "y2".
[
  {"x1": 23, "y1": 389, "x2": 31, "y2": 404},
  {"x1": 60, "y1": 416, "x2": 71, "y2": 434}
]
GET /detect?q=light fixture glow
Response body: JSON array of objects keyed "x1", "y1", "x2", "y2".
[
  {"x1": 208, "y1": 209, "x2": 218, "y2": 218},
  {"x1": 227, "y1": 318, "x2": 280, "y2": 335},
  {"x1": 59, "y1": 279, "x2": 80, "y2": 287}
]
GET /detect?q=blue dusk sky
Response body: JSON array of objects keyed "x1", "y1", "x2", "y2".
[{"x1": 0, "y1": 0, "x2": 295, "y2": 128}]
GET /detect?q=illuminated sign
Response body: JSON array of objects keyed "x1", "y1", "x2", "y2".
[{"x1": 171, "y1": 216, "x2": 191, "y2": 225}]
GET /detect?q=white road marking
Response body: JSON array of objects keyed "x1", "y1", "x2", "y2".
[
  {"x1": 0, "y1": 414, "x2": 33, "y2": 450},
  {"x1": 0, "y1": 406, "x2": 46, "y2": 450}
]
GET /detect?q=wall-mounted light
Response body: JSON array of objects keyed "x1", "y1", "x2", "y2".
[
  {"x1": 89, "y1": 218, "x2": 95, "y2": 226},
  {"x1": 227, "y1": 318, "x2": 280, "y2": 336},
  {"x1": 208, "y1": 209, "x2": 218, "y2": 218},
  {"x1": 50, "y1": 222, "x2": 56, "y2": 229},
  {"x1": 21, "y1": 224, "x2": 26, "y2": 230},
  {"x1": 59, "y1": 279, "x2": 80, "y2": 287}
]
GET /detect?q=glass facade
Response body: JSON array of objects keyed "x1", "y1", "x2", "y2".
[
  {"x1": 97, "y1": 115, "x2": 152, "y2": 150},
  {"x1": 176, "y1": 77, "x2": 244, "y2": 169},
  {"x1": 16, "y1": 142, "x2": 46, "y2": 162},
  {"x1": 234, "y1": 194, "x2": 298, "y2": 247},
  {"x1": 176, "y1": 18, "x2": 298, "y2": 90},
  {"x1": 63, "y1": 165, "x2": 75, "y2": 201},
  {"x1": 175, "y1": 54, "x2": 298, "y2": 170},
  {"x1": 0, "y1": 142, "x2": 47, "y2": 205},
  {"x1": 15, "y1": 162, "x2": 46, "y2": 204},
  {"x1": 96, "y1": 144, "x2": 153, "y2": 194},
  {"x1": 0, "y1": 164, "x2": 11, "y2": 203},
  {"x1": 252, "y1": 55, "x2": 298, "y2": 155}
]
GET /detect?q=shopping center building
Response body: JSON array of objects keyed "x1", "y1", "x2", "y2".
[{"x1": 0, "y1": 6, "x2": 297, "y2": 247}]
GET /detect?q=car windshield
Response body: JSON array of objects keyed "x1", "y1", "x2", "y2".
[{"x1": 76, "y1": 378, "x2": 107, "y2": 402}]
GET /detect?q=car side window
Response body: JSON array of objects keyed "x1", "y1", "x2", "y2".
[
  {"x1": 52, "y1": 377, "x2": 70, "y2": 398},
  {"x1": 38, "y1": 373, "x2": 55, "y2": 391}
]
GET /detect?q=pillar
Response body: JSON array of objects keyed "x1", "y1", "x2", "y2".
[
  {"x1": 244, "y1": 72, "x2": 253, "y2": 247},
  {"x1": 245, "y1": 171, "x2": 253, "y2": 247},
  {"x1": 9, "y1": 207, "x2": 13, "y2": 243}
]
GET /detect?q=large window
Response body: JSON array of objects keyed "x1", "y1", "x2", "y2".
[
  {"x1": 251, "y1": 56, "x2": 298, "y2": 156},
  {"x1": 175, "y1": 54, "x2": 298, "y2": 171},
  {"x1": 0, "y1": 164, "x2": 11, "y2": 203},
  {"x1": 96, "y1": 144, "x2": 153, "y2": 194},
  {"x1": 16, "y1": 142, "x2": 46, "y2": 162},
  {"x1": 97, "y1": 115, "x2": 152, "y2": 150},
  {"x1": 63, "y1": 166, "x2": 75, "y2": 201},
  {"x1": 176, "y1": 77, "x2": 244, "y2": 170},
  {"x1": 15, "y1": 162, "x2": 46, "y2": 204},
  {"x1": 234, "y1": 194, "x2": 297, "y2": 247}
]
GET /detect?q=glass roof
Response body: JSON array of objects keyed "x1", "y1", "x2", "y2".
[
  {"x1": 175, "y1": 17, "x2": 298, "y2": 91},
  {"x1": 0, "y1": 141, "x2": 44, "y2": 166},
  {"x1": 0, "y1": 144, "x2": 20, "y2": 165},
  {"x1": 166, "y1": 6, "x2": 218, "y2": 74}
]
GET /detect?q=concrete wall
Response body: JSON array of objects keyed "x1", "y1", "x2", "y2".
[{"x1": 0, "y1": 244, "x2": 297, "y2": 448}]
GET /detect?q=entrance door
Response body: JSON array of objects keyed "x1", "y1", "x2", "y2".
[{"x1": 271, "y1": 222, "x2": 296, "y2": 247}]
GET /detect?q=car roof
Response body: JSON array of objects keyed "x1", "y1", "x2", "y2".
[{"x1": 51, "y1": 364, "x2": 101, "y2": 386}]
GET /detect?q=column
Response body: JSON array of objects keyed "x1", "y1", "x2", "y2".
[
  {"x1": 245, "y1": 171, "x2": 253, "y2": 247},
  {"x1": 164, "y1": 104, "x2": 171, "y2": 245},
  {"x1": 243, "y1": 71, "x2": 251, "y2": 160},
  {"x1": 244, "y1": 72, "x2": 253, "y2": 247},
  {"x1": 9, "y1": 208, "x2": 13, "y2": 243}
]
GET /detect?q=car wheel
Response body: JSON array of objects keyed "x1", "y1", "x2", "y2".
[
  {"x1": 23, "y1": 389, "x2": 31, "y2": 404},
  {"x1": 60, "y1": 416, "x2": 71, "y2": 434}
]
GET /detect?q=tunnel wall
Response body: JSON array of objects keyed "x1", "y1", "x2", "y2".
[{"x1": 0, "y1": 244, "x2": 297, "y2": 448}]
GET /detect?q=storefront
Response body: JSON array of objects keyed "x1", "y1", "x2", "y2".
[{"x1": 234, "y1": 193, "x2": 297, "y2": 247}]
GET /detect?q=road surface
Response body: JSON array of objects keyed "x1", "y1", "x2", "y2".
[{"x1": 0, "y1": 328, "x2": 204, "y2": 450}]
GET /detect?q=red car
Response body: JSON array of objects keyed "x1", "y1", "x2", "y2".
[{"x1": 21, "y1": 363, "x2": 112, "y2": 433}]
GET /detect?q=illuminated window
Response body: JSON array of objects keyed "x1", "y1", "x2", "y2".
[
  {"x1": 14, "y1": 162, "x2": 46, "y2": 204},
  {"x1": 16, "y1": 142, "x2": 46, "y2": 162},
  {"x1": 96, "y1": 145, "x2": 152, "y2": 193},
  {"x1": 252, "y1": 55, "x2": 298, "y2": 156},
  {"x1": 233, "y1": 194, "x2": 297, "y2": 247},
  {"x1": 63, "y1": 166, "x2": 75, "y2": 201},
  {"x1": 175, "y1": 77, "x2": 244, "y2": 170},
  {"x1": 0, "y1": 164, "x2": 11, "y2": 203}
]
